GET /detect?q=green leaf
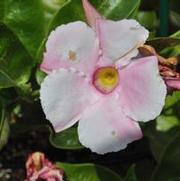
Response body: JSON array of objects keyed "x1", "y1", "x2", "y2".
[
  {"x1": 49, "y1": 126, "x2": 83, "y2": 150},
  {"x1": 36, "y1": 70, "x2": 47, "y2": 85},
  {"x1": 0, "y1": 0, "x2": 141, "y2": 62},
  {"x1": 56, "y1": 162, "x2": 123, "y2": 181},
  {"x1": 144, "y1": 122, "x2": 180, "y2": 163},
  {"x1": 49, "y1": 0, "x2": 85, "y2": 30},
  {"x1": 150, "y1": 130, "x2": 180, "y2": 181},
  {"x1": 156, "y1": 92, "x2": 180, "y2": 132},
  {"x1": 159, "y1": 31, "x2": 180, "y2": 57},
  {"x1": 170, "y1": 0, "x2": 180, "y2": 28},
  {"x1": 0, "y1": 0, "x2": 68, "y2": 59},
  {"x1": 171, "y1": 30, "x2": 180, "y2": 38},
  {"x1": 170, "y1": 11, "x2": 180, "y2": 28},
  {"x1": 124, "y1": 165, "x2": 138, "y2": 181},
  {"x1": 170, "y1": 178, "x2": 180, "y2": 181},
  {"x1": 0, "y1": 0, "x2": 143, "y2": 64},
  {"x1": 50, "y1": 0, "x2": 141, "y2": 30},
  {"x1": 160, "y1": 44, "x2": 180, "y2": 57},
  {"x1": 0, "y1": 25, "x2": 32, "y2": 88},
  {"x1": 0, "y1": 103, "x2": 9, "y2": 150},
  {"x1": 136, "y1": 11, "x2": 158, "y2": 30},
  {"x1": 11, "y1": 121, "x2": 83, "y2": 150},
  {"x1": 147, "y1": 37, "x2": 180, "y2": 52},
  {"x1": 147, "y1": 92, "x2": 180, "y2": 180},
  {"x1": 160, "y1": 31, "x2": 180, "y2": 57},
  {"x1": 98, "y1": 0, "x2": 141, "y2": 20},
  {"x1": 15, "y1": 83, "x2": 39, "y2": 102}
]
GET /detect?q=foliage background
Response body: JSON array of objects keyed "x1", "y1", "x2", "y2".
[{"x1": 0, "y1": 0, "x2": 179, "y2": 180}]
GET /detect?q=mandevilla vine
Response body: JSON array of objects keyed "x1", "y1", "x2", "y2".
[{"x1": 0, "y1": 0, "x2": 179, "y2": 181}]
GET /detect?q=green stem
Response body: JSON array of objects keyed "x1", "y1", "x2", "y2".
[{"x1": 159, "y1": 0, "x2": 169, "y2": 36}]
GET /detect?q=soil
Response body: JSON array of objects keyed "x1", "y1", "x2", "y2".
[{"x1": 0, "y1": 129, "x2": 154, "y2": 181}]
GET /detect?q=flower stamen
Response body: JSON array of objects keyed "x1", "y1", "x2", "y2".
[{"x1": 93, "y1": 66, "x2": 119, "y2": 94}]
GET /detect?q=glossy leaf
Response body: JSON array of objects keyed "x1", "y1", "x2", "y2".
[
  {"x1": 56, "y1": 162, "x2": 123, "y2": 181},
  {"x1": 0, "y1": 26, "x2": 32, "y2": 88},
  {"x1": 0, "y1": 0, "x2": 68, "y2": 59},
  {"x1": 0, "y1": 0, "x2": 142, "y2": 62},
  {"x1": 49, "y1": 126, "x2": 83, "y2": 150},
  {"x1": 49, "y1": 0, "x2": 84, "y2": 30},
  {"x1": 0, "y1": 103, "x2": 9, "y2": 150},
  {"x1": 136, "y1": 11, "x2": 158, "y2": 30},
  {"x1": 50, "y1": 0, "x2": 141, "y2": 30},
  {"x1": 98, "y1": 0, "x2": 141, "y2": 20}
]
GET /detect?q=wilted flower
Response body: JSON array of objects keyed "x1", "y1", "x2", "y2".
[
  {"x1": 40, "y1": 0, "x2": 167, "y2": 154},
  {"x1": 139, "y1": 45, "x2": 180, "y2": 90},
  {"x1": 25, "y1": 152, "x2": 63, "y2": 181}
]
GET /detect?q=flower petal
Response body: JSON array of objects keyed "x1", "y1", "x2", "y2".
[
  {"x1": 96, "y1": 19, "x2": 149, "y2": 66},
  {"x1": 40, "y1": 21, "x2": 99, "y2": 76},
  {"x1": 40, "y1": 68, "x2": 100, "y2": 132},
  {"x1": 78, "y1": 95, "x2": 142, "y2": 154},
  {"x1": 82, "y1": 0, "x2": 103, "y2": 29},
  {"x1": 117, "y1": 56, "x2": 167, "y2": 122}
]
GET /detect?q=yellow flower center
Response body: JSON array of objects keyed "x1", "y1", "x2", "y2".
[{"x1": 93, "y1": 66, "x2": 119, "y2": 94}]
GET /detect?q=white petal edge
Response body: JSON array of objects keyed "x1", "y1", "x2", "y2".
[
  {"x1": 40, "y1": 68, "x2": 100, "y2": 132},
  {"x1": 117, "y1": 56, "x2": 167, "y2": 122},
  {"x1": 40, "y1": 21, "x2": 99, "y2": 76},
  {"x1": 78, "y1": 94, "x2": 142, "y2": 154},
  {"x1": 96, "y1": 19, "x2": 149, "y2": 65}
]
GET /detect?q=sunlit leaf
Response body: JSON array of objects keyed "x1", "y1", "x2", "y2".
[
  {"x1": 50, "y1": 0, "x2": 141, "y2": 30},
  {"x1": 171, "y1": 30, "x2": 180, "y2": 38},
  {"x1": 98, "y1": 0, "x2": 141, "y2": 20},
  {"x1": 36, "y1": 70, "x2": 47, "y2": 85},
  {"x1": 156, "y1": 92, "x2": 180, "y2": 132},
  {"x1": 0, "y1": 0, "x2": 68, "y2": 59},
  {"x1": 0, "y1": 25, "x2": 32, "y2": 88}
]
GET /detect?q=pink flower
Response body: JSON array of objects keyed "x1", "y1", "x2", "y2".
[
  {"x1": 25, "y1": 152, "x2": 63, "y2": 181},
  {"x1": 40, "y1": 0, "x2": 167, "y2": 154}
]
